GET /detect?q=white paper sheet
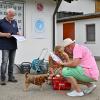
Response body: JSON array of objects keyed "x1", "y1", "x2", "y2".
[
  {"x1": 49, "y1": 52, "x2": 63, "y2": 63},
  {"x1": 12, "y1": 35, "x2": 25, "y2": 42}
]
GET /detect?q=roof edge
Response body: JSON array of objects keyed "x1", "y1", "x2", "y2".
[{"x1": 57, "y1": 12, "x2": 100, "y2": 23}]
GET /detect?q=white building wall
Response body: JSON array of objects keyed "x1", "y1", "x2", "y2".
[
  {"x1": 59, "y1": 0, "x2": 95, "y2": 14},
  {"x1": 0, "y1": 0, "x2": 56, "y2": 64},
  {"x1": 15, "y1": 0, "x2": 56, "y2": 64},
  {"x1": 57, "y1": 18, "x2": 100, "y2": 57},
  {"x1": 55, "y1": 23, "x2": 63, "y2": 46},
  {"x1": 75, "y1": 18, "x2": 100, "y2": 57}
]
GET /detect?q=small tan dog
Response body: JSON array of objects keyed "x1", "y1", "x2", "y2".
[{"x1": 24, "y1": 72, "x2": 48, "y2": 91}]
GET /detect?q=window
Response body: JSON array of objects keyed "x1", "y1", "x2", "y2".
[
  {"x1": 86, "y1": 24, "x2": 95, "y2": 43},
  {"x1": 0, "y1": 1, "x2": 24, "y2": 35}
]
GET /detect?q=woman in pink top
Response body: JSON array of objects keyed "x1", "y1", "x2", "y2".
[{"x1": 60, "y1": 38, "x2": 99, "y2": 97}]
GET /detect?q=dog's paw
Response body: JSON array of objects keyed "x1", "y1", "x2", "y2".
[
  {"x1": 39, "y1": 86, "x2": 43, "y2": 91},
  {"x1": 24, "y1": 88, "x2": 28, "y2": 92}
]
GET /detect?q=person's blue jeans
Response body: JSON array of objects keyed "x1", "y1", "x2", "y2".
[{"x1": 1, "y1": 49, "x2": 16, "y2": 81}]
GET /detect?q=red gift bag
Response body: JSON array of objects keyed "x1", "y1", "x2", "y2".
[{"x1": 52, "y1": 75, "x2": 71, "y2": 90}]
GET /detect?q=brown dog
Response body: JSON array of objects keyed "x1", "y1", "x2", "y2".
[{"x1": 24, "y1": 72, "x2": 48, "y2": 91}]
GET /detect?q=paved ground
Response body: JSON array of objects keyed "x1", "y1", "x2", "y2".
[{"x1": 0, "y1": 61, "x2": 100, "y2": 100}]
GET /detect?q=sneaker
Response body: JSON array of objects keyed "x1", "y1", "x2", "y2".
[
  {"x1": 67, "y1": 90, "x2": 84, "y2": 97},
  {"x1": 0, "y1": 81, "x2": 6, "y2": 85},
  {"x1": 83, "y1": 84, "x2": 96, "y2": 94}
]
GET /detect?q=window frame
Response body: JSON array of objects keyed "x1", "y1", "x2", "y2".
[{"x1": 85, "y1": 24, "x2": 95, "y2": 44}]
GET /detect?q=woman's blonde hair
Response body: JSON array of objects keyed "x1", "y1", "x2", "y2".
[{"x1": 54, "y1": 45, "x2": 63, "y2": 52}]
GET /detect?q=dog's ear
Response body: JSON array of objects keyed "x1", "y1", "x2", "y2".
[
  {"x1": 44, "y1": 76, "x2": 48, "y2": 80},
  {"x1": 25, "y1": 72, "x2": 29, "y2": 78}
]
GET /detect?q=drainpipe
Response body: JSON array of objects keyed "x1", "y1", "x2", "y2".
[{"x1": 53, "y1": 0, "x2": 62, "y2": 50}]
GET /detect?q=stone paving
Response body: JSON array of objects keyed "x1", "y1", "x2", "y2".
[{"x1": 0, "y1": 61, "x2": 100, "y2": 100}]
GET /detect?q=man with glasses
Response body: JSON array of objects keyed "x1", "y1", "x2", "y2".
[{"x1": 0, "y1": 8, "x2": 20, "y2": 85}]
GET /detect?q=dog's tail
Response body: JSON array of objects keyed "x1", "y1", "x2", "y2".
[{"x1": 25, "y1": 72, "x2": 29, "y2": 78}]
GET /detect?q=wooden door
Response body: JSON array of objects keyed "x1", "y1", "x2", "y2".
[
  {"x1": 95, "y1": 0, "x2": 100, "y2": 12},
  {"x1": 63, "y1": 22, "x2": 75, "y2": 40}
]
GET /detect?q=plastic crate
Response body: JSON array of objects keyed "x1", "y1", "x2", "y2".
[{"x1": 52, "y1": 75, "x2": 71, "y2": 90}]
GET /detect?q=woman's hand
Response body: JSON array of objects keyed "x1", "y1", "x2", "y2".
[{"x1": 55, "y1": 61, "x2": 66, "y2": 67}]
